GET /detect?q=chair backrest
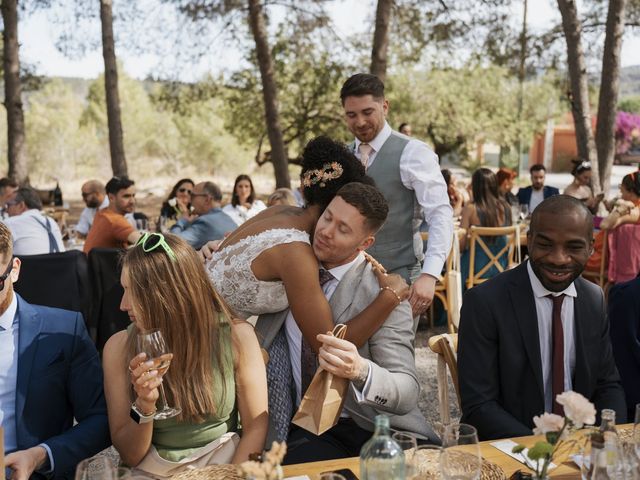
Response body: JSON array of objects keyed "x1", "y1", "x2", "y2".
[
  {"x1": 428, "y1": 333, "x2": 459, "y2": 426},
  {"x1": 14, "y1": 250, "x2": 90, "y2": 322},
  {"x1": 583, "y1": 230, "x2": 609, "y2": 289},
  {"x1": 87, "y1": 248, "x2": 130, "y2": 351},
  {"x1": 466, "y1": 225, "x2": 521, "y2": 289},
  {"x1": 607, "y1": 223, "x2": 640, "y2": 284}
]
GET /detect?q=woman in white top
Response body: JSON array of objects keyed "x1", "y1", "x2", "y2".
[{"x1": 222, "y1": 175, "x2": 267, "y2": 226}]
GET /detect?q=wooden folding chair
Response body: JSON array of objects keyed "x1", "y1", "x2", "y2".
[
  {"x1": 466, "y1": 225, "x2": 521, "y2": 290},
  {"x1": 428, "y1": 333, "x2": 459, "y2": 426},
  {"x1": 582, "y1": 230, "x2": 608, "y2": 290}
]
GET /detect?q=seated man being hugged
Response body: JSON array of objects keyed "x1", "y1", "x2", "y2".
[
  {"x1": 458, "y1": 195, "x2": 626, "y2": 440},
  {"x1": 0, "y1": 222, "x2": 110, "y2": 479},
  {"x1": 256, "y1": 182, "x2": 438, "y2": 464}
]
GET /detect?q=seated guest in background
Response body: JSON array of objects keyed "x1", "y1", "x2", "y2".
[
  {"x1": 170, "y1": 181, "x2": 236, "y2": 249},
  {"x1": 564, "y1": 159, "x2": 603, "y2": 214},
  {"x1": 459, "y1": 168, "x2": 512, "y2": 288},
  {"x1": 516, "y1": 164, "x2": 559, "y2": 214},
  {"x1": 159, "y1": 178, "x2": 194, "y2": 222},
  {"x1": 267, "y1": 188, "x2": 297, "y2": 207},
  {"x1": 496, "y1": 167, "x2": 519, "y2": 207},
  {"x1": 84, "y1": 176, "x2": 141, "y2": 254},
  {"x1": 608, "y1": 274, "x2": 640, "y2": 422},
  {"x1": 398, "y1": 122, "x2": 412, "y2": 136},
  {"x1": 77, "y1": 180, "x2": 109, "y2": 239},
  {"x1": 3, "y1": 187, "x2": 65, "y2": 255},
  {"x1": 222, "y1": 174, "x2": 266, "y2": 226},
  {"x1": 459, "y1": 195, "x2": 626, "y2": 440},
  {"x1": 441, "y1": 169, "x2": 464, "y2": 217},
  {"x1": 585, "y1": 172, "x2": 640, "y2": 274},
  {"x1": 0, "y1": 223, "x2": 110, "y2": 479},
  {"x1": 0, "y1": 177, "x2": 18, "y2": 220},
  {"x1": 103, "y1": 233, "x2": 267, "y2": 473},
  {"x1": 256, "y1": 183, "x2": 438, "y2": 463}
]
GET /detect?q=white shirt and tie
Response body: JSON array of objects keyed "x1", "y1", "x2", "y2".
[{"x1": 354, "y1": 122, "x2": 453, "y2": 278}]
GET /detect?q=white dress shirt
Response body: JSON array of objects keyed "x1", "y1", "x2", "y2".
[
  {"x1": 527, "y1": 261, "x2": 577, "y2": 412},
  {"x1": 354, "y1": 122, "x2": 453, "y2": 277},
  {"x1": 0, "y1": 294, "x2": 19, "y2": 453},
  {"x1": 76, "y1": 196, "x2": 109, "y2": 236},
  {"x1": 529, "y1": 188, "x2": 545, "y2": 213},
  {"x1": 285, "y1": 253, "x2": 371, "y2": 407},
  {"x1": 3, "y1": 209, "x2": 65, "y2": 255}
]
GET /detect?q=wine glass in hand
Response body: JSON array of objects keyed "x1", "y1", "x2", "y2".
[{"x1": 137, "y1": 329, "x2": 181, "y2": 419}]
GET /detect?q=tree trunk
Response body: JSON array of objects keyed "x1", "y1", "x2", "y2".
[
  {"x1": 370, "y1": 0, "x2": 392, "y2": 83},
  {"x1": 100, "y1": 0, "x2": 128, "y2": 177},
  {"x1": 557, "y1": 0, "x2": 599, "y2": 189},
  {"x1": 596, "y1": 0, "x2": 626, "y2": 195},
  {"x1": 1, "y1": 0, "x2": 28, "y2": 184},
  {"x1": 247, "y1": 0, "x2": 290, "y2": 189}
]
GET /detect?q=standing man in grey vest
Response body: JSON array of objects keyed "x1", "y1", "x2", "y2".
[{"x1": 340, "y1": 73, "x2": 453, "y2": 316}]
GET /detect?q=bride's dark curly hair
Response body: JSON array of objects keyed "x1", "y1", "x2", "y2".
[{"x1": 300, "y1": 136, "x2": 372, "y2": 210}]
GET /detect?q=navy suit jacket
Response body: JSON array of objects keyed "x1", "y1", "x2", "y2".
[
  {"x1": 14, "y1": 295, "x2": 110, "y2": 479},
  {"x1": 516, "y1": 185, "x2": 560, "y2": 206},
  {"x1": 607, "y1": 276, "x2": 640, "y2": 421},
  {"x1": 458, "y1": 263, "x2": 626, "y2": 440}
]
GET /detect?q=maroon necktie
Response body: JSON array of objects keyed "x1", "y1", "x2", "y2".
[
  {"x1": 300, "y1": 269, "x2": 335, "y2": 396},
  {"x1": 547, "y1": 294, "x2": 566, "y2": 415}
]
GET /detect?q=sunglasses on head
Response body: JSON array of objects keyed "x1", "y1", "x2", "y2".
[
  {"x1": 0, "y1": 258, "x2": 14, "y2": 291},
  {"x1": 135, "y1": 232, "x2": 177, "y2": 262},
  {"x1": 177, "y1": 188, "x2": 192, "y2": 194}
]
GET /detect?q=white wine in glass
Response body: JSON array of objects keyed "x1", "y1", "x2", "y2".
[{"x1": 136, "y1": 329, "x2": 181, "y2": 420}]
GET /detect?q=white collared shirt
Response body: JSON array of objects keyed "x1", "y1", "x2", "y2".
[
  {"x1": 3, "y1": 209, "x2": 65, "y2": 255},
  {"x1": 354, "y1": 122, "x2": 453, "y2": 277},
  {"x1": 76, "y1": 196, "x2": 109, "y2": 236},
  {"x1": 0, "y1": 293, "x2": 19, "y2": 452},
  {"x1": 285, "y1": 253, "x2": 371, "y2": 407},
  {"x1": 526, "y1": 261, "x2": 577, "y2": 412}
]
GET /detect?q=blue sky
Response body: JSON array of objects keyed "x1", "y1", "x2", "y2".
[{"x1": 20, "y1": 0, "x2": 640, "y2": 82}]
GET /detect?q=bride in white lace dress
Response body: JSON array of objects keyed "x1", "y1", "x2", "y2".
[{"x1": 204, "y1": 136, "x2": 408, "y2": 351}]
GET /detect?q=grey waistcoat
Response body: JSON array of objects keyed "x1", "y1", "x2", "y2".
[{"x1": 362, "y1": 132, "x2": 417, "y2": 273}]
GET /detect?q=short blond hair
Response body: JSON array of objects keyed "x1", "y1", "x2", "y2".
[{"x1": 0, "y1": 222, "x2": 13, "y2": 262}]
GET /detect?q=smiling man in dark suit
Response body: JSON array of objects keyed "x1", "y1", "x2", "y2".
[
  {"x1": 0, "y1": 222, "x2": 110, "y2": 479},
  {"x1": 458, "y1": 195, "x2": 626, "y2": 440}
]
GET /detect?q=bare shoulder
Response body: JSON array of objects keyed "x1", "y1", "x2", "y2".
[
  {"x1": 230, "y1": 319, "x2": 258, "y2": 344},
  {"x1": 103, "y1": 330, "x2": 128, "y2": 363}
]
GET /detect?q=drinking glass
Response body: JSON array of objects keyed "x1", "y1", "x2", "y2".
[
  {"x1": 136, "y1": 329, "x2": 181, "y2": 419},
  {"x1": 135, "y1": 218, "x2": 148, "y2": 232},
  {"x1": 440, "y1": 423, "x2": 482, "y2": 480},
  {"x1": 519, "y1": 204, "x2": 530, "y2": 222},
  {"x1": 414, "y1": 445, "x2": 443, "y2": 477},
  {"x1": 511, "y1": 205, "x2": 520, "y2": 225},
  {"x1": 392, "y1": 432, "x2": 418, "y2": 479},
  {"x1": 75, "y1": 457, "x2": 117, "y2": 480},
  {"x1": 66, "y1": 223, "x2": 77, "y2": 246}
]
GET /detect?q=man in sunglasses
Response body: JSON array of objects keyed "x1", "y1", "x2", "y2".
[
  {"x1": 84, "y1": 177, "x2": 142, "y2": 254},
  {"x1": 0, "y1": 223, "x2": 110, "y2": 479},
  {"x1": 170, "y1": 181, "x2": 236, "y2": 250}
]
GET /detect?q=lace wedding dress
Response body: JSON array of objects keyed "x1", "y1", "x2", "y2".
[{"x1": 206, "y1": 228, "x2": 310, "y2": 319}]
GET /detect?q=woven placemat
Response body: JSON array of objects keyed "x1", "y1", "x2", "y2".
[
  {"x1": 414, "y1": 448, "x2": 507, "y2": 480},
  {"x1": 618, "y1": 425, "x2": 634, "y2": 444},
  {"x1": 171, "y1": 465, "x2": 242, "y2": 480}
]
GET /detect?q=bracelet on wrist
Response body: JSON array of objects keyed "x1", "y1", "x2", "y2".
[
  {"x1": 134, "y1": 400, "x2": 157, "y2": 417},
  {"x1": 380, "y1": 286, "x2": 402, "y2": 304}
]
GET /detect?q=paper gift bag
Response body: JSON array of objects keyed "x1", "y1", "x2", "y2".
[{"x1": 292, "y1": 324, "x2": 349, "y2": 435}]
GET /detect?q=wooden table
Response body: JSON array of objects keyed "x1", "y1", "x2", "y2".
[{"x1": 282, "y1": 426, "x2": 636, "y2": 479}]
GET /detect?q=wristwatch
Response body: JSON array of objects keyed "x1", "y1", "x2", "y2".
[{"x1": 130, "y1": 402, "x2": 156, "y2": 424}]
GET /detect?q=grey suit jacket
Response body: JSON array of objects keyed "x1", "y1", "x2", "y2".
[{"x1": 255, "y1": 259, "x2": 439, "y2": 444}]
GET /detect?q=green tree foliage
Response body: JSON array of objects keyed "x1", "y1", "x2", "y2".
[{"x1": 619, "y1": 95, "x2": 640, "y2": 113}]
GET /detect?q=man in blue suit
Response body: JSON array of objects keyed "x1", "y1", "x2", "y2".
[
  {"x1": 170, "y1": 181, "x2": 236, "y2": 250},
  {"x1": 0, "y1": 223, "x2": 110, "y2": 479},
  {"x1": 516, "y1": 164, "x2": 560, "y2": 214}
]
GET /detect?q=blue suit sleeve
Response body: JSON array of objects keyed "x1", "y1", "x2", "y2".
[{"x1": 45, "y1": 313, "x2": 110, "y2": 476}]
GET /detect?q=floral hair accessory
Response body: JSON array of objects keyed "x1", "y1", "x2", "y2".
[{"x1": 302, "y1": 162, "x2": 344, "y2": 188}]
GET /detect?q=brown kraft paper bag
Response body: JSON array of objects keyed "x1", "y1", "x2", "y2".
[{"x1": 292, "y1": 324, "x2": 349, "y2": 435}]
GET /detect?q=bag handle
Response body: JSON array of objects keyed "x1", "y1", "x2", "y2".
[{"x1": 332, "y1": 323, "x2": 347, "y2": 340}]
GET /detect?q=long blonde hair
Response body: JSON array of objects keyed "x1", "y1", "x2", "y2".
[{"x1": 122, "y1": 234, "x2": 233, "y2": 423}]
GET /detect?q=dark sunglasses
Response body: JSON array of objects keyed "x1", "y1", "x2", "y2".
[
  {"x1": 177, "y1": 188, "x2": 192, "y2": 194},
  {"x1": 0, "y1": 258, "x2": 14, "y2": 291}
]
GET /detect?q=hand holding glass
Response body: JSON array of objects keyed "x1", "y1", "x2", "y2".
[{"x1": 136, "y1": 329, "x2": 181, "y2": 419}]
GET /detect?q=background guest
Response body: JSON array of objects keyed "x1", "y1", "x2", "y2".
[
  {"x1": 77, "y1": 180, "x2": 109, "y2": 239},
  {"x1": 0, "y1": 177, "x2": 18, "y2": 220},
  {"x1": 398, "y1": 122, "x2": 412, "y2": 136},
  {"x1": 496, "y1": 167, "x2": 518, "y2": 207},
  {"x1": 222, "y1": 174, "x2": 266, "y2": 226},
  {"x1": 267, "y1": 188, "x2": 297, "y2": 207},
  {"x1": 516, "y1": 164, "x2": 560, "y2": 214},
  {"x1": 3, "y1": 187, "x2": 65, "y2": 255},
  {"x1": 563, "y1": 159, "x2": 603, "y2": 214},
  {"x1": 459, "y1": 168, "x2": 512, "y2": 287},
  {"x1": 441, "y1": 168, "x2": 464, "y2": 217},
  {"x1": 159, "y1": 178, "x2": 194, "y2": 222},
  {"x1": 102, "y1": 233, "x2": 267, "y2": 472}
]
